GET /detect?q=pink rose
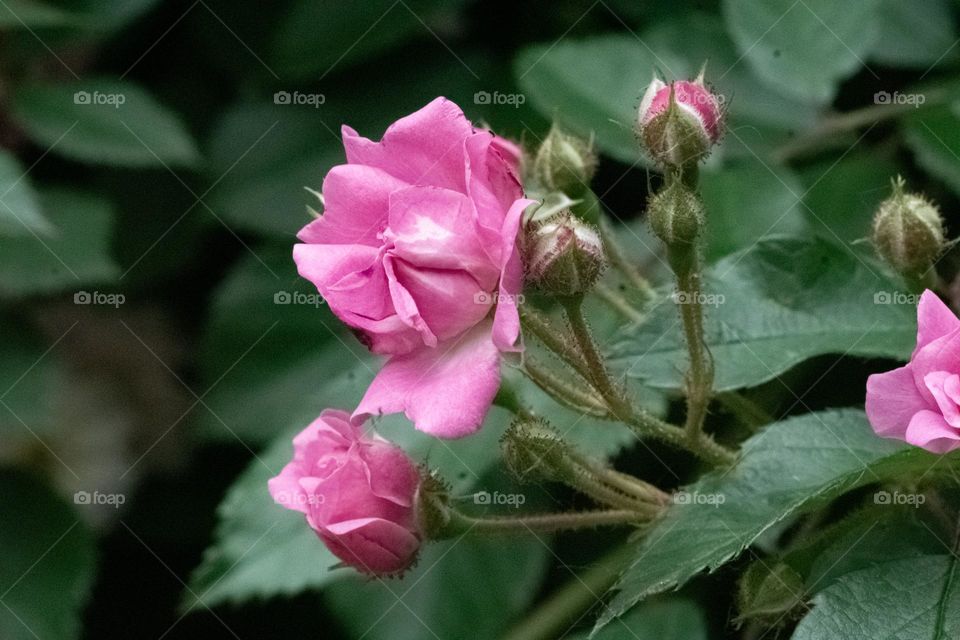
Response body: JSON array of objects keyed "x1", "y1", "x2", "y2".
[
  {"x1": 268, "y1": 409, "x2": 422, "y2": 575},
  {"x1": 293, "y1": 97, "x2": 534, "y2": 438},
  {"x1": 866, "y1": 290, "x2": 960, "y2": 453}
]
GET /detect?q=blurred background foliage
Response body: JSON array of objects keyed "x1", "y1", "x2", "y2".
[{"x1": 2, "y1": 0, "x2": 960, "y2": 638}]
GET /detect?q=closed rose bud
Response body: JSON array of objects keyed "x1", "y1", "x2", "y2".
[
  {"x1": 523, "y1": 211, "x2": 605, "y2": 297},
  {"x1": 501, "y1": 418, "x2": 570, "y2": 482},
  {"x1": 532, "y1": 125, "x2": 597, "y2": 196},
  {"x1": 268, "y1": 410, "x2": 422, "y2": 576},
  {"x1": 637, "y1": 72, "x2": 723, "y2": 169},
  {"x1": 647, "y1": 179, "x2": 705, "y2": 248},
  {"x1": 872, "y1": 176, "x2": 945, "y2": 277}
]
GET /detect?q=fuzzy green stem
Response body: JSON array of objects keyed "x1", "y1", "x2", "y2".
[
  {"x1": 521, "y1": 357, "x2": 608, "y2": 417},
  {"x1": 519, "y1": 306, "x2": 593, "y2": 382},
  {"x1": 626, "y1": 411, "x2": 735, "y2": 467},
  {"x1": 525, "y1": 300, "x2": 736, "y2": 466},
  {"x1": 442, "y1": 508, "x2": 642, "y2": 537},
  {"x1": 561, "y1": 296, "x2": 632, "y2": 420}
]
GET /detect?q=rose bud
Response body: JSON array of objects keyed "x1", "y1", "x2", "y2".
[
  {"x1": 523, "y1": 210, "x2": 605, "y2": 297},
  {"x1": 636, "y1": 71, "x2": 724, "y2": 169},
  {"x1": 872, "y1": 176, "x2": 945, "y2": 278},
  {"x1": 532, "y1": 125, "x2": 597, "y2": 196},
  {"x1": 647, "y1": 179, "x2": 705, "y2": 248},
  {"x1": 268, "y1": 409, "x2": 422, "y2": 576}
]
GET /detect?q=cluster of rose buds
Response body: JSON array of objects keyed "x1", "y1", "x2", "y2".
[{"x1": 267, "y1": 66, "x2": 951, "y2": 580}]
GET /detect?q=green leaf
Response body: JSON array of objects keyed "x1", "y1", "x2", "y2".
[
  {"x1": 205, "y1": 103, "x2": 341, "y2": 238},
  {"x1": 869, "y1": 0, "x2": 957, "y2": 68},
  {"x1": 515, "y1": 14, "x2": 817, "y2": 165},
  {"x1": 610, "y1": 235, "x2": 915, "y2": 392},
  {"x1": 783, "y1": 505, "x2": 944, "y2": 594},
  {"x1": 722, "y1": 0, "x2": 883, "y2": 104},
  {"x1": 594, "y1": 409, "x2": 949, "y2": 634},
  {"x1": 0, "y1": 317, "x2": 62, "y2": 437},
  {"x1": 197, "y1": 244, "x2": 374, "y2": 444},
  {"x1": 573, "y1": 598, "x2": 708, "y2": 640},
  {"x1": 904, "y1": 104, "x2": 960, "y2": 197},
  {"x1": 0, "y1": 469, "x2": 96, "y2": 640},
  {"x1": 47, "y1": 0, "x2": 160, "y2": 31},
  {"x1": 12, "y1": 79, "x2": 200, "y2": 168},
  {"x1": 0, "y1": 0, "x2": 78, "y2": 28},
  {"x1": 184, "y1": 425, "x2": 341, "y2": 608},
  {"x1": 800, "y1": 152, "x2": 897, "y2": 245},
  {"x1": 792, "y1": 555, "x2": 960, "y2": 639},
  {"x1": 268, "y1": 0, "x2": 466, "y2": 81},
  {"x1": 0, "y1": 188, "x2": 119, "y2": 296},
  {"x1": 0, "y1": 149, "x2": 53, "y2": 237},
  {"x1": 323, "y1": 536, "x2": 550, "y2": 640},
  {"x1": 700, "y1": 159, "x2": 808, "y2": 262}
]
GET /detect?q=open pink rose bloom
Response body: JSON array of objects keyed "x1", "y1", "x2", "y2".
[
  {"x1": 866, "y1": 290, "x2": 960, "y2": 453},
  {"x1": 267, "y1": 410, "x2": 422, "y2": 575},
  {"x1": 293, "y1": 97, "x2": 534, "y2": 438}
]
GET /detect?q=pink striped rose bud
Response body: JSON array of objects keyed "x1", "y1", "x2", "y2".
[{"x1": 637, "y1": 71, "x2": 724, "y2": 169}]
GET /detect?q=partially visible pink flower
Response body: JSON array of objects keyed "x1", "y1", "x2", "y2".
[
  {"x1": 490, "y1": 135, "x2": 523, "y2": 173},
  {"x1": 866, "y1": 290, "x2": 960, "y2": 453},
  {"x1": 268, "y1": 409, "x2": 422, "y2": 575},
  {"x1": 293, "y1": 97, "x2": 534, "y2": 438}
]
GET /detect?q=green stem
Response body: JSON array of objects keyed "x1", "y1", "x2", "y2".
[
  {"x1": 521, "y1": 357, "x2": 608, "y2": 418},
  {"x1": 520, "y1": 305, "x2": 593, "y2": 383},
  {"x1": 599, "y1": 216, "x2": 655, "y2": 300},
  {"x1": 626, "y1": 410, "x2": 735, "y2": 467},
  {"x1": 773, "y1": 88, "x2": 951, "y2": 163},
  {"x1": 561, "y1": 296, "x2": 632, "y2": 420},
  {"x1": 443, "y1": 508, "x2": 642, "y2": 537},
  {"x1": 594, "y1": 283, "x2": 646, "y2": 324},
  {"x1": 670, "y1": 241, "x2": 715, "y2": 444},
  {"x1": 501, "y1": 544, "x2": 635, "y2": 640},
  {"x1": 563, "y1": 464, "x2": 661, "y2": 514}
]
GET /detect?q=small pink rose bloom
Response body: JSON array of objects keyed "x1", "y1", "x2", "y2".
[
  {"x1": 637, "y1": 78, "x2": 723, "y2": 144},
  {"x1": 268, "y1": 409, "x2": 422, "y2": 575},
  {"x1": 866, "y1": 290, "x2": 960, "y2": 453},
  {"x1": 293, "y1": 97, "x2": 534, "y2": 438}
]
